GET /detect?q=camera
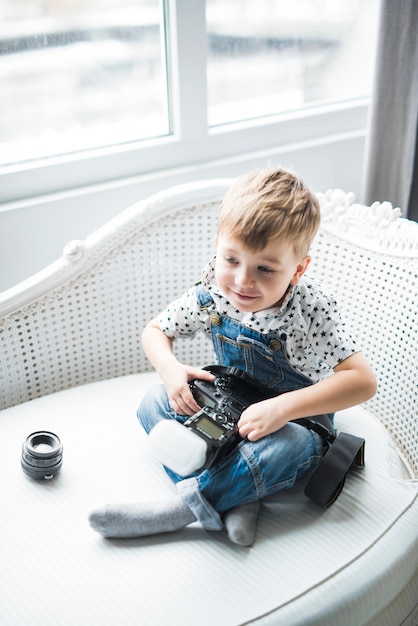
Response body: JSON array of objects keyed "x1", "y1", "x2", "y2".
[
  {"x1": 149, "y1": 366, "x2": 272, "y2": 476},
  {"x1": 21, "y1": 431, "x2": 63, "y2": 480}
]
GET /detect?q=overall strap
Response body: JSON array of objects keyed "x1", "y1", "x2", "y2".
[{"x1": 195, "y1": 283, "x2": 222, "y2": 327}]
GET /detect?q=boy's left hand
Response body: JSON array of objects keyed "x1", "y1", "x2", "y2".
[{"x1": 237, "y1": 398, "x2": 286, "y2": 442}]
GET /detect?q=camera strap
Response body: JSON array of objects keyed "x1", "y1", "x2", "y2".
[{"x1": 295, "y1": 416, "x2": 365, "y2": 507}]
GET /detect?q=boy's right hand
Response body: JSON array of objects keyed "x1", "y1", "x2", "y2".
[
  {"x1": 161, "y1": 364, "x2": 216, "y2": 417},
  {"x1": 141, "y1": 320, "x2": 215, "y2": 416}
]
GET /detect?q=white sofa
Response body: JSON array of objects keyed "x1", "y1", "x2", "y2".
[{"x1": 0, "y1": 180, "x2": 417, "y2": 626}]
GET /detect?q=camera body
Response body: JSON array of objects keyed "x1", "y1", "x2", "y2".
[
  {"x1": 149, "y1": 365, "x2": 272, "y2": 475},
  {"x1": 186, "y1": 366, "x2": 270, "y2": 468}
]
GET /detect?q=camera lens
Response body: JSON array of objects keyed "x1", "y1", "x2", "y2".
[{"x1": 21, "y1": 431, "x2": 63, "y2": 480}]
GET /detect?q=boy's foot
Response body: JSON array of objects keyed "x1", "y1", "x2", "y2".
[
  {"x1": 89, "y1": 495, "x2": 197, "y2": 538},
  {"x1": 223, "y1": 500, "x2": 261, "y2": 547}
]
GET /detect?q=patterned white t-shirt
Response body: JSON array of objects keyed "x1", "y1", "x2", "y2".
[{"x1": 158, "y1": 256, "x2": 359, "y2": 383}]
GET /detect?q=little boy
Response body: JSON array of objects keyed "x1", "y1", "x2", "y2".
[{"x1": 89, "y1": 167, "x2": 376, "y2": 545}]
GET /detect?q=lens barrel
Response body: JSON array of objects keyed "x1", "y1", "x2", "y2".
[{"x1": 21, "y1": 431, "x2": 63, "y2": 479}]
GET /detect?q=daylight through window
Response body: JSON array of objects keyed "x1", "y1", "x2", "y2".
[{"x1": 0, "y1": 0, "x2": 169, "y2": 165}]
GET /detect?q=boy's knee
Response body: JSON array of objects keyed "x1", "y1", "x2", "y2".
[
  {"x1": 245, "y1": 423, "x2": 321, "y2": 471},
  {"x1": 136, "y1": 384, "x2": 169, "y2": 433}
]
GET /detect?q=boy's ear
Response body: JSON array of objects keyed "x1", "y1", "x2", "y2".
[{"x1": 290, "y1": 256, "x2": 311, "y2": 285}]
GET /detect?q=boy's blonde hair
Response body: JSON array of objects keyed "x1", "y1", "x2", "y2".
[{"x1": 218, "y1": 167, "x2": 321, "y2": 258}]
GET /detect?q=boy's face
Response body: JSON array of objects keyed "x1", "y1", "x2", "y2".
[{"x1": 215, "y1": 232, "x2": 310, "y2": 313}]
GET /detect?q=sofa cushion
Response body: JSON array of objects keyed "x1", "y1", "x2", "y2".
[{"x1": 1, "y1": 373, "x2": 417, "y2": 626}]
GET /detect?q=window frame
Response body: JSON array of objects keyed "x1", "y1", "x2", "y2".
[{"x1": 0, "y1": 0, "x2": 370, "y2": 205}]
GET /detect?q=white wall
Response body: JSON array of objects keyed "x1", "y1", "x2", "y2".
[{"x1": 0, "y1": 128, "x2": 365, "y2": 293}]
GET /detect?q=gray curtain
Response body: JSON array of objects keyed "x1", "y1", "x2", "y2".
[{"x1": 362, "y1": 0, "x2": 418, "y2": 220}]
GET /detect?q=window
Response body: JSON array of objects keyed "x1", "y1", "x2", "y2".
[
  {"x1": 0, "y1": 0, "x2": 169, "y2": 165},
  {"x1": 0, "y1": 0, "x2": 379, "y2": 203},
  {"x1": 206, "y1": 0, "x2": 379, "y2": 127}
]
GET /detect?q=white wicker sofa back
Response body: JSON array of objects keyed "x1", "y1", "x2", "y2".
[
  {"x1": 311, "y1": 189, "x2": 418, "y2": 479},
  {"x1": 0, "y1": 180, "x2": 417, "y2": 626},
  {"x1": 0, "y1": 180, "x2": 223, "y2": 408}
]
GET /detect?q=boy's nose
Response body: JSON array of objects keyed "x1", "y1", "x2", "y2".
[{"x1": 236, "y1": 267, "x2": 254, "y2": 287}]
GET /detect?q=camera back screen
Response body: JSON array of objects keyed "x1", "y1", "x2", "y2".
[{"x1": 196, "y1": 416, "x2": 224, "y2": 440}]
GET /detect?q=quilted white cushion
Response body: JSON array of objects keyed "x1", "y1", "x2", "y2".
[{"x1": 1, "y1": 373, "x2": 416, "y2": 626}]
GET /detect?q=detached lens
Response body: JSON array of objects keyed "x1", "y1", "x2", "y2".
[{"x1": 21, "y1": 431, "x2": 63, "y2": 479}]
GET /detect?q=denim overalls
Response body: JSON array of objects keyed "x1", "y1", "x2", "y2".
[{"x1": 137, "y1": 285, "x2": 326, "y2": 530}]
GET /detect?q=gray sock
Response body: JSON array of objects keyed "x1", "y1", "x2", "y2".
[
  {"x1": 88, "y1": 495, "x2": 197, "y2": 538},
  {"x1": 224, "y1": 500, "x2": 261, "y2": 547}
]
